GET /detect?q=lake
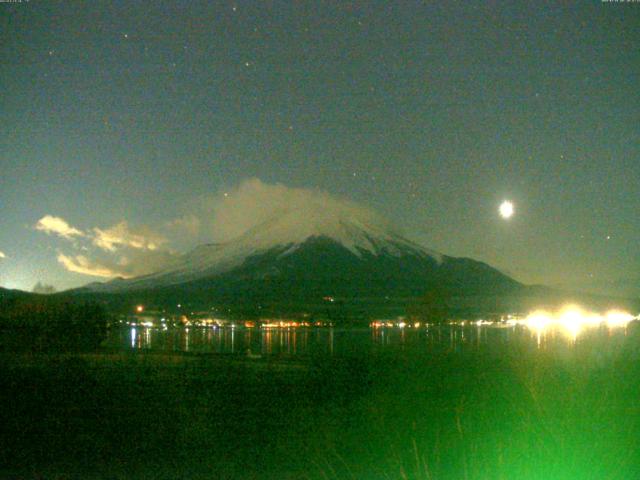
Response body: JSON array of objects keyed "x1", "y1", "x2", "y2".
[
  {"x1": 2, "y1": 320, "x2": 639, "y2": 479},
  {"x1": 107, "y1": 321, "x2": 640, "y2": 361}
]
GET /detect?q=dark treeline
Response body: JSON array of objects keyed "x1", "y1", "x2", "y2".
[{"x1": 0, "y1": 297, "x2": 109, "y2": 352}]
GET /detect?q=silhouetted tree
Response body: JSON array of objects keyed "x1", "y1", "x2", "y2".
[
  {"x1": 407, "y1": 286, "x2": 452, "y2": 324},
  {"x1": 0, "y1": 299, "x2": 109, "y2": 352},
  {"x1": 32, "y1": 282, "x2": 57, "y2": 294}
]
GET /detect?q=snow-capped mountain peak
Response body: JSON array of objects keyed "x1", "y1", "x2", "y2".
[
  {"x1": 227, "y1": 205, "x2": 428, "y2": 256},
  {"x1": 88, "y1": 202, "x2": 442, "y2": 291}
]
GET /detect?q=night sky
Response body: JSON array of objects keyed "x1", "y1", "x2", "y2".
[{"x1": 1, "y1": 1, "x2": 639, "y2": 293}]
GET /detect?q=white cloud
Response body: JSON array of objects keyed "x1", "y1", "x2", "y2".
[
  {"x1": 202, "y1": 178, "x2": 393, "y2": 242},
  {"x1": 35, "y1": 215, "x2": 166, "y2": 253},
  {"x1": 57, "y1": 250, "x2": 179, "y2": 279},
  {"x1": 34, "y1": 215, "x2": 175, "y2": 279},
  {"x1": 48, "y1": 178, "x2": 394, "y2": 281},
  {"x1": 92, "y1": 221, "x2": 167, "y2": 252},
  {"x1": 57, "y1": 254, "x2": 123, "y2": 278},
  {"x1": 165, "y1": 214, "x2": 201, "y2": 236},
  {"x1": 116, "y1": 249, "x2": 179, "y2": 276},
  {"x1": 35, "y1": 215, "x2": 85, "y2": 239}
]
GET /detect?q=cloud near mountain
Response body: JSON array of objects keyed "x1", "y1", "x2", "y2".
[
  {"x1": 35, "y1": 215, "x2": 175, "y2": 278},
  {"x1": 164, "y1": 214, "x2": 201, "y2": 236},
  {"x1": 57, "y1": 254, "x2": 122, "y2": 278},
  {"x1": 37, "y1": 178, "x2": 406, "y2": 280},
  {"x1": 92, "y1": 221, "x2": 167, "y2": 252},
  {"x1": 35, "y1": 215, "x2": 84, "y2": 239},
  {"x1": 56, "y1": 249, "x2": 179, "y2": 279},
  {"x1": 200, "y1": 178, "x2": 395, "y2": 243}
]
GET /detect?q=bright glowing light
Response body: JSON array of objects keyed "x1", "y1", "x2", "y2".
[
  {"x1": 525, "y1": 310, "x2": 552, "y2": 332},
  {"x1": 605, "y1": 310, "x2": 636, "y2": 328},
  {"x1": 136, "y1": 305, "x2": 144, "y2": 313},
  {"x1": 517, "y1": 305, "x2": 636, "y2": 342},
  {"x1": 558, "y1": 306, "x2": 587, "y2": 340},
  {"x1": 499, "y1": 201, "x2": 514, "y2": 219}
]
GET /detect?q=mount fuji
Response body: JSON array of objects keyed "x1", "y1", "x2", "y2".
[{"x1": 76, "y1": 201, "x2": 523, "y2": 317}]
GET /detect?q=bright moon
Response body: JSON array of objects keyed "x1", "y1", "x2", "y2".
[{"x1": 499, "y1": 201, "x2": 514, "y2": 219}]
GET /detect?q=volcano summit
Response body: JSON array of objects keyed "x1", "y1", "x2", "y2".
[{"x1": 77, "y1": 192, "x2": 522, "y2": 318}]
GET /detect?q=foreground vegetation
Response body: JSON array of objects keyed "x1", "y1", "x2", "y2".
[
  {"x1": 0, "y1": 298, "x2": 108, "y2": 352},
  {"x1": 1, "y1": 326, "x2": 639, "y2": 479}
]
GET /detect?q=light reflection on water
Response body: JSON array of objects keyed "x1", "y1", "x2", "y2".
[{"x1": 108, "y1": 322, "x2": 640, "y2": 358}]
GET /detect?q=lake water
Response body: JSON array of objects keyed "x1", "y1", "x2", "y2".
[
  {"x1": 6, "y1": 321, "x2": 640, "y2": 479},
  {"x1": 106, "y1": 322, "x2": 640, "y2": 359}
]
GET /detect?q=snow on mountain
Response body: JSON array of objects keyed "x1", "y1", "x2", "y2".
[{"x1": 88, "y1": 201, "x2": 442, "y2": 292}]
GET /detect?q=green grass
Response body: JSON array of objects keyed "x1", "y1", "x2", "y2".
[{"x1": 0, "y1": 331, "x2": 639, "y2": 479}]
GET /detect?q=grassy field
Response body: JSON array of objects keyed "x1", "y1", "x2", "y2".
[{"x1": 1, "y1": 331, "x2": 639, "y2": 479}]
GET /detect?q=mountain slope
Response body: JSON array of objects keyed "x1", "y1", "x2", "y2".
[
  {"x1": 74, "y1": 203, "x2": 525, "y2": 317},
  {"x1": 89, "y1": 208, "x2": 444, "y2": 292},
  {"x1": 177, "y1": 236, "x2": 521, "y2": 298},
  {"x1": 0, "y1": 287, "x2": 35, "y2": 302}
]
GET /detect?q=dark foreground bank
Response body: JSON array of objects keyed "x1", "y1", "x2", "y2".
[{"x1": 1, "y1": 335, "x2": 640, "y2": 480}]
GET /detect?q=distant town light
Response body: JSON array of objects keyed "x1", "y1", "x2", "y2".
[
  {"x1": 499, "y1": 200, "x2": 514, "y2": 219},
  {"x1": 517, "y1": 305, "x2": 636, "y2": 341}
]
